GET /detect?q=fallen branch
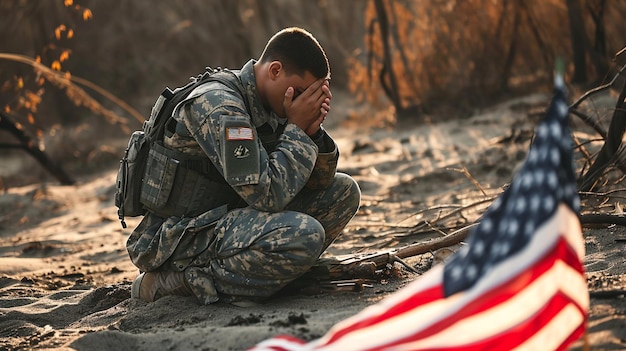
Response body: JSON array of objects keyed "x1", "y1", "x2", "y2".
[
  {"x1": 303, "y1": 223, "x2": 478, "y2": 282},
  {"x1": 589, "y1": 289, "x2": 626, "y2": 299},
  {"x1": 580, "y1": 213, "x2": 626, "y2": 227}
]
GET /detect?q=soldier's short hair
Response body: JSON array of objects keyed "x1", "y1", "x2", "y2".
[{"x1": 259, "y1": 27, "x2": 330, "y2": 80}]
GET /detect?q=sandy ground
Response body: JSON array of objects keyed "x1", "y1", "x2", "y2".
[{"x1": 1, "y1": 93, "x2": 625, "y2": 350}]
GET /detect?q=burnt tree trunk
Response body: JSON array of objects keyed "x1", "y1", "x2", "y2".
[
  {"x1": 579, "y1": 76, "x2": 626, "y2": 191},
  {"x1": 500, "y1": 1, "x2": 521, "y2": 90},
  {"x1": 566, "y1": 0, "x2": 588, "y2": 83},
  {"x1": 373, "y1": 0, "x2": 402, "y2": 113}
]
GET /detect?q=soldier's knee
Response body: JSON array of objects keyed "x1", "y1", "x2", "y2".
[
  {"x1": 282, "y1": 213, "x2": 325, "y2": 256},
  {"x1": 306, "y1": 218, "x2": 326, "y2": 255},
  {"x1": 336, "y1": 173, "x2": 361, "y2": 211}
]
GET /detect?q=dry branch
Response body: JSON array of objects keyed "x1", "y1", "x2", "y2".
[
  {"x1": 0, "y1": 53, "x2": 143, "y2": 126},
  {"x1": 302, "y1": 223, "x2": 478, "y2": 284},
  {"x1": 0, "y1": 111, "x2": 74, "y2": 185}
]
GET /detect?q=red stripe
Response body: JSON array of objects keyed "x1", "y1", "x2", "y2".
[
  {"x1": 368, "y1": 236, "x2": 585, "y2": 350},
  {"x1": 556, "y1": 323, "x2": 586, "y2": 351}
]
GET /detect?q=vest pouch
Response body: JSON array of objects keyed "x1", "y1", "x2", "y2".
[
  {"x1": 115, "y1": 130, "x2": 149, "y2": 223},
  {"x1": 139, "y1": 142, "x2": 244, "y2": 218},
  {"x1": 140, "y1": 144, "x2": 178, "y2": 211}
]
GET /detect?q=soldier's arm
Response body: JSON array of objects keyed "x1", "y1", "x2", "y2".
[{"x1": 305, "y1": 128, "x2": 339, "y2": 189}]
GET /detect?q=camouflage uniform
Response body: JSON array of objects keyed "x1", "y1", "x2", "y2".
[{"x1": 126, "y1": 59, "x2": 361, "y2": 305}]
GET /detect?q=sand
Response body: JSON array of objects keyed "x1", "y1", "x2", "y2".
[{"x1": 1, "y1": 92, "x2": 625, "y2": 350}]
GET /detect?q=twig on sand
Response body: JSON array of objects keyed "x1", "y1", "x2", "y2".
[
  {"x1": 448, "y1": 166, "x2": 488, "y2": 196},
  {"x1": 396, "y1": 197, "x2": 495, "y2": 238}
]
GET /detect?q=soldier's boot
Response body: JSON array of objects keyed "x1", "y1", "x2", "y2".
[{"x1": 131, "y1": 271, "x2": 193, "y2": 302}]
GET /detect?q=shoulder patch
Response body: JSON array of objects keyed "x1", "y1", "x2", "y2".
[{"x1": 220, "y1": 115, "x2": 260, "y2": 186}]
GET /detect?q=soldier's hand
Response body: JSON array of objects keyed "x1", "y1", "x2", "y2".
[
  {"x1": 304, "y1": 81, "x2": 331, "y2": 136},
  {"x1": 284, "y1": 79, "x2": 330, "y2": 136}
]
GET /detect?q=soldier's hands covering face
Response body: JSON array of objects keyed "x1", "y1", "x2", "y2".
[{"x1": 284, "y1": 79, "x2": 331, "y2": 137}]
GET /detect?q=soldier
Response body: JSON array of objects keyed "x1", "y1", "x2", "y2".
[{"x1": 127, "y1": 27, "x2": 361, "y2": 306}]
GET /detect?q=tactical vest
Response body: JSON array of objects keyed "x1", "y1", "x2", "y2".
[{"x1": 140, "y1": 118, "x2": 287, "y2": 218}]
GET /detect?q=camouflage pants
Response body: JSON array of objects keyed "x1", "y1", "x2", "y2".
[{"x1": 127, "y1": 172, "x2": 360, "y2": 305}]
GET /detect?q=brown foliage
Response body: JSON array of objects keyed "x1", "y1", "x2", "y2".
[{"x1": 351, "y1": 0, "x2": 626, "y2": 118}]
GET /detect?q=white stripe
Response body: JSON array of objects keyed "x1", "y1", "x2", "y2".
[{"x1": 512, "y1": 304, "x2": 584, "y2": 351}]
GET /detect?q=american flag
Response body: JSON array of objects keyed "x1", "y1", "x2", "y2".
[{"x1": 249, "y1": 72, "x2": 588, "y2": 351}]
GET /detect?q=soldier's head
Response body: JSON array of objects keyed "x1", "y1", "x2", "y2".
[
  {"x1": 259, "y1": 27, "x2": 330, "y2": 80},
  {"x1": 255, "y1": 27, "x2": 330, "y2": 118}
]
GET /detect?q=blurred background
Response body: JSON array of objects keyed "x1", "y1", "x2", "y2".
[{"x1": 1, "y1": 0, "x2": 625, "y2": 188}]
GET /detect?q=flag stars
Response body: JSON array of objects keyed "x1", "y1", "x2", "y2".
[
  {"x1": 498, "y1": 219, "x2": 509, "y2": 234},
  {"x1": 490, "y1": 242, "x2": 501, "y2": 259},
  {"x1": 556, "y1": 100, "x2": 569, "y2": 117},
  {"x1": 555, "y1": 72, "x2": 565, "y2": 88},
  {"x1": 561, "y1": 137, "x2": 573, "y2": 150},
  {"x1": 547, "y1": 171, "x2": 558, "y2": 189},
  {"x1": 528, "y1": 148, "x2": 538, "y2": 164},
  {"x1": 534, "y1": 169, "x2": 545, "y2": 185},
  {"x1": 529, "y1": 194, "x2": 541, "y2": 212},
  {"x1": 550, "y1": 120, "x2": 563, "y2": 139},
  {"x1": 491, "y1": 241, "x2": 511, "y2": 259},
  {"x1": 500, "y1": 241, "x2": 511, "y2": 255},
  {"x1": 573, "y1": 196, "x2": 581, "y2": 211},
  {"x1": 543, "y1": 196, "x2": 555, "y2": 212},
  {"x1": 515, "y1": 197, "x2": 526, "y2": 213},
  {"x1": 472, "y1": 240, "x2": 485, "y2": 256},
  {"x1": 466, "y1": 265, "x2": 478, "y2": 280},
  {"x1": 550, "y1": 148, "x2": 560, "y2": 166},
  {"x1": 507, "y1": 220, "x2": 519, "y2": 237},
  {"x1": 564, "y1": 184, "x2": 575, "y2": 198},
  {"x1": 524, "y1": 222, "x2": 535, "y2": 237},
  {"x1": 481, "y1": 218, "x2": 493, "y2": 233},
  {"x1": 522, "y1": 173, "x2": 534, "y2": 189},
  {"x1": 450, "y1": 265, "x2": 463, "y2": 281}
]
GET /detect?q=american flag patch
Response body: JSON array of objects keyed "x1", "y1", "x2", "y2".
[{"x1": 226, "y1": 127, "x2": 254, "y2": 140}]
